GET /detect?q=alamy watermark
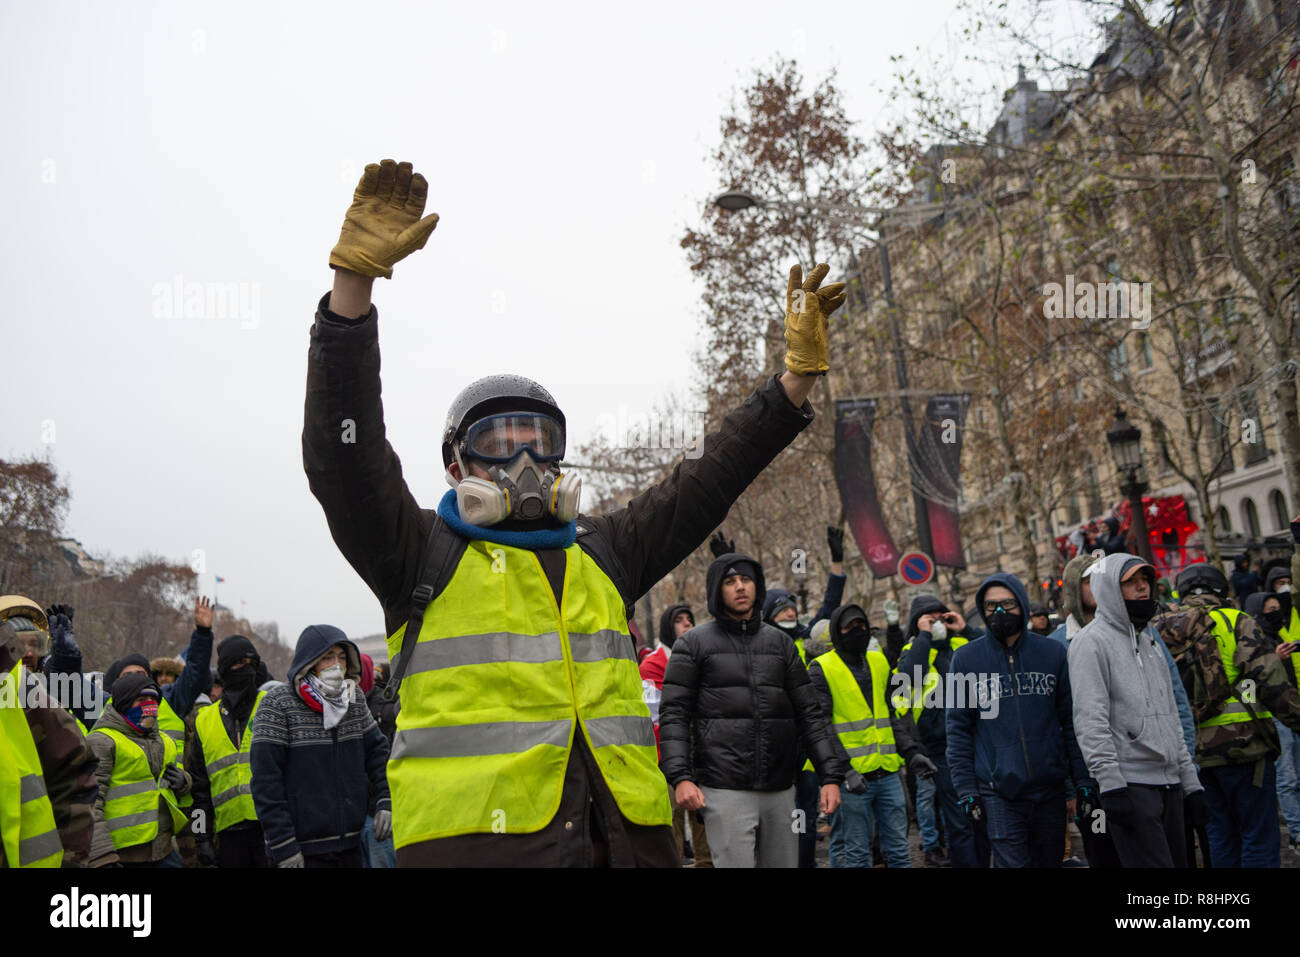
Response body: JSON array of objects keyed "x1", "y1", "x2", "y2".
[
  {"x1": 1043, "y1": 276, "x2": 1152, "y2": 330},
  {"x1": 151, "y1": 274, "x2": 261, "y2": 329},
  {"x1": 593, "y1": 406, "x2": 706, "y2": 460}
]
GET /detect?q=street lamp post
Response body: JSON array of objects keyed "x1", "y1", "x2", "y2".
[{"x1": 1106, "y1": 406, "x2": 1156, "y2": 565}]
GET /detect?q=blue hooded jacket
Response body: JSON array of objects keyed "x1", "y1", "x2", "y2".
[{"x1": 945, "y1": 572, "x2": 1089, "y2": 802}]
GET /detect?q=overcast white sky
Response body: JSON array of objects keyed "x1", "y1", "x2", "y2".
[{"x1": 0, "y1": 0, "x2": 1095, "y2": 646}]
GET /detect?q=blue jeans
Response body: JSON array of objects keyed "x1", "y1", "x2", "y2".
[
  {"x1": 932, "y1": 753, "x2": 989, "y2": 868},
  {"x1": 830, "y1": 772, "x2": 910, "y2": 868},
  {"x1": 361, "y1": 814, "x2": 396, "y2": 869},
  {"x1": 916, "y1": 773, "x2": 940, "y2": 851},
  {"x1": 1275, "y1": 721, "x2": 1300, "y2": 844},
  {"x1": 1201, "y1": 760, "x2": 1280, "y2": 868},
  {"x1": 981, "y1": 792, "x2": 1065, "y2": 868},
  {"x1": 794, "y1": 770, "x2": 820, "y2": 869}
]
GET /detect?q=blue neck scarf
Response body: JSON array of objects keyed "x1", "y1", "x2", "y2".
[{"x1": 437, "y1": 489, "x2": 577, "y2": 550}]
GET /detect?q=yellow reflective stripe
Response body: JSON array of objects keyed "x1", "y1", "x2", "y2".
[
  {"x1": 846, "y1": 743, "x2": 899, "y2": 757},
  {"x1": 569, "y1": 630, "x2": 636, "y2": 664},
  {"x1": 405, "y1": 632, "x2": 564, "y2": 674},
  {"x1": 212, "y1": 782, "x2": 252, "y2": 807},
  {"x1": 206, "y1": 752, "x2": 249, "y2": 775},
  {"x1": 584, "y1": 714, "x2": 654, "y2": 749},
  {"x1": 104, "y1": 809, "x2": 161, "y2": 831},
  {"x1": 18, "y1": 774, "x2": 47, "y2": 803},
  {"x1": 832, "y1": 716, "x2": 892, "y2": 734},
  {"x1": 19, "y1": 829, "x2": 62, "y2": 867},
  {"x1": 391, "y1": 719, "x2": 573, "y2": 760},
  {"x1": 104, "y1": 778, "x2": 158, "y2": 803}
]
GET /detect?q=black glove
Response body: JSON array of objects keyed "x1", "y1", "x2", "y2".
[
  {"x1": 196, "y1": 841, "x2": 217, "y2": 868},
  {"x1": 1075, "y1": 785, "x2": 1098, "y2": 824},
  {"x1": 843, "y1": 769, "x2": 868, "y2": 795},
  {"x1": 160, "y1": 765, "x2": 186, "y2": 791},
  {"x1": 45, "y1": 602, "x2": 74, "y2": 623},
  {"x1": 1185, "y1": 789, "x2": 1209, "y2": 829},
  {"x1": 908, "y1": 753, "x2": 938, "y2": 780},
  {"x1": 958, "y1": 795, "x2": 984, "y2": 823},
  {"x1": 45, "y1": 604, "x2": 79, "y2": 655},
  {"x1": 709, "y1": 531, "x2": 734, "y2": 559},
  {"x1": 826, "y1": 525, "x2": 845, "y2": 563},
  {"x1": 1100, "y1": 787, "x2": 1136, "y2": 828}
]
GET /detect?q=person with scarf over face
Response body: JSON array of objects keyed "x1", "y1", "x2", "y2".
[
  {"x1": 757, "y1": 525, "x2": 848, "y2": 868},
  {"x1": 86, "y1": 673, "x2": 192, "y2": 867},
  {"x1": 187, "y1": 635, "x2": 271, "y2": 867},
  {"x1": 1068, "y1": 555, "x2": 1207, "y2": 867},
  {"x1": 639, "y1": 603, "x2": 710, "y2": 866},
  {"x1": 894, "y1": 593, "x2": 986, "y2": 868},
  {"x1": 250, "y1": 626, "x2": 390, "y2": 867},
  {"x1": 809, "y1": 604, "x2": 934, "y2": 867},
  {"x1": 1244, "y1": 588, "x2": 1300, "y2": 850},
  {"x1": 946, "y1": 572, "x2": 1090, "y2": 868}
]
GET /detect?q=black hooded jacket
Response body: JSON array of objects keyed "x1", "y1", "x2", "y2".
[
  {"x1": 807, "y1": 606, "x2": 924, "y2": 776},
  {"x1": 658, "y1": 603, "x2": 694, "y2": 649},
  {"x1": 658, "y1": 553, "x2": 845, "y2": 791},
  {"x1": 894, "y1": 594, "x2": 983, "y2": 752}
]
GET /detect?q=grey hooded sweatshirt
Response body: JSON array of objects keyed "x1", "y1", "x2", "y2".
[{"x1": 1067, "y1": 553, "x2": 1202, "y2": 795}]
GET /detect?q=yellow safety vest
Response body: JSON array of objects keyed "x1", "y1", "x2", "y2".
[
  {"x1": 1280, "y1": 605, "x2": 1300, "y2": 645},
  {"x1": 1199, "y1": 608, "x2": 1273, "y2": 728},
  {"x1": 892, "y1": 637, "x2": 970, "y2": 722},
  {"x1": 103, "y1": 694, "x2": 186, "y2": 749},
  {"x1": 385, "y1": 540, "x2": 671, "y2": 847},
  {"x1": 195, "y1": 690, "x2": 265, "y2": 833},
  {"x1": 91, "y1": 727, "x2": 190, "y2": 851},
  {"x1": 813, "y1": 649, "x2": 903, "y2": 775},
  {"x1": 0, "y1": 664, "x2": 63, "y2": 867}
]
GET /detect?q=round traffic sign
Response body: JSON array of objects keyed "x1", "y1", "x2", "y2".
[{"x1": 898, "y1": 551, "x2": 934, "y2": 586}]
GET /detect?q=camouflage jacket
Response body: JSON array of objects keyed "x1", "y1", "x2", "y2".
[
  {"x1": 1153, "y1": 595, "x2": 1300, "y2": 769},
  {"x1": 0, "y1": 643, "x2": 99, "y2": 867}
]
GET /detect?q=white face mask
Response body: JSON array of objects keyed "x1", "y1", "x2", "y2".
[
  {"x1": 777, "y1": 619, "x2": 798, "y2": 630},
  {"x1": 1278, "y1": 585, "x2": 1292, "y2": 595},
  {"x1": 930, "y1": 620, "x2": 948, "y2": 641},
  {"x1": 315, "y1": 664, "x2": 345, "y2": 694}
]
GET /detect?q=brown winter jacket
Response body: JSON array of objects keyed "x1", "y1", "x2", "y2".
[
  {"x1": 303, "y1": 293, "x2": 814, "y2": 866},
  {"x1": 0, "y1": 641, "x2": 98, "y2": 867},
  {"x1": 87, "y1": 702, "x2": 192, "y2": 864}
]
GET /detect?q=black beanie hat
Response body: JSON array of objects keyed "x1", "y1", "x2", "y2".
[
  {"x1": 105, "y1": 654, "x2": 151, "y2": 692},
  {"x1": 721, "y1": 560, "x2": 758, "y2": 582},
  {"x1": 111, "y1": 672, "x2": 159, "y2": 712},
  {"x1": 217, "y1": 635, "x2": 259, "y2": 678}
]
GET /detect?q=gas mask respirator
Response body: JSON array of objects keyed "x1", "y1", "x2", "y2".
[{"x1": 448, "y1": 412, "x2": 581, "y2": 527}]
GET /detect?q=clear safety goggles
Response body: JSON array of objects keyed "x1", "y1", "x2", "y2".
[{"x1": 463, "y1": 412, "x2": 565, "y2": 464}]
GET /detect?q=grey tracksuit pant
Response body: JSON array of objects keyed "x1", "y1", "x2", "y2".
[{"x1": 698, "y1": 786, "x2": 798, "y2": 868}]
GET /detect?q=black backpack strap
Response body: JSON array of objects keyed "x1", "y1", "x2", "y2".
[
  {"x1": 382, "y1": 518, "x2": 469, "y2": 703},
  {"x1": 574, "y1": 520, "x2": 634, "y2": 622}
]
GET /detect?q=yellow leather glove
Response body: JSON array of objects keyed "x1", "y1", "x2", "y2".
[
  {"x1": 330, "y1": 159, "x2": 440, "y2": 279},
  {"x1": 784, "y1": 262, "x2": 846, "y2": 376}
]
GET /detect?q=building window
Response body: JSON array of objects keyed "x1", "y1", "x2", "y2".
[
  {"x1": 1066, "y1": 494, "x2": 1081, "y2": 526},
  {"x1": 995, "y1": 522, "x2": 1005, "y2": 553},
  {"x1": 1271, "y1": 489, "x2": 1290, "y2": 532},
  {"x1": 1215, "y1": 506, "x2": 1232, "y2": 534},
  {"x1": 1108, "y1": 341, "x2": 1129, "y2": 381},
  {"x1": 1139, "y1": 333, "x2": 1154, "y2": 368},
  {"x1": 1242, "y1": 498, "x2": 1261, "y2": 538},
  {"x1": 1206, "y1": 401, "x2": 1234, "y2": 477}
]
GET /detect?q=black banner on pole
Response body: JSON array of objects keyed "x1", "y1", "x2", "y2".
[
  {"x1": 834, "y1": 398, "x2": 901, "y2": 578},
  {"x1": 910, "y1": 393, "x2": 970, "y2": 569}
]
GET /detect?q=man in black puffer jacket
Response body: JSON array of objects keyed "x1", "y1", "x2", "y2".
[{"x1": 659, "y1": 552, "x2": 845, "y2": 867}]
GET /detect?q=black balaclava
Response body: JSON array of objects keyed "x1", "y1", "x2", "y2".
[
  {"x1": 217, "y1": 634, "x2": 261, "y2": 719},
  {"x1": 837, "y1": 615, "x2": 870, "y2": 656}
]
